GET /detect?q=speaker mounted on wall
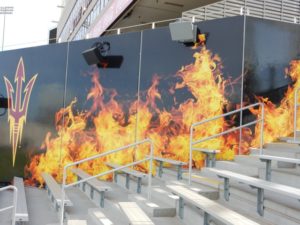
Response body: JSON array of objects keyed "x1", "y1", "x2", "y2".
[
  {"x1": 82, "y1": 41, "x2": 123, "y2": 68},
  {"x1": 169, "y1": 21, "x2": 198, "y2": 43}
]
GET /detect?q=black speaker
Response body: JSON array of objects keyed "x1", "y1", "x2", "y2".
[
  {"x1": 82, "y1": 46, "x2": 104, "y2": 65},
  {"x1": 0, "y1": 97, "x2": 8, "y2": 108}
]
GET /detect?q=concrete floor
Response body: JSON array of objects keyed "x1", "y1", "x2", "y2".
[{"x1": 2, "y1": 144, "x2": 300, "y2": 225}]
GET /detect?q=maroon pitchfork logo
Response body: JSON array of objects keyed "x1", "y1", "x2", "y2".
[{"x1": 4, "y1": 57, "x2": 37, "y2": 166}]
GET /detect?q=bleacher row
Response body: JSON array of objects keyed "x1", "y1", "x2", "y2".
[{"x1": 2, "y1": 145, "x2": 300, "y2": 225}]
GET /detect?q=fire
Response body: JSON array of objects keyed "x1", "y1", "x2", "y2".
[
  {"x1": 251, "y1": 59, "x2": 300, "y2": 146},
  {"x1": 25, "y1": 47, "x2": 252, "y2": 186}
]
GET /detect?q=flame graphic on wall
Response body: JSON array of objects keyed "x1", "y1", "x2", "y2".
[
  {"x1": 24, "y1": 46, "x2": 300, "y2": 186},
  {"x1": 251, "y1": 59, "x2": 300, "y2": 146}
]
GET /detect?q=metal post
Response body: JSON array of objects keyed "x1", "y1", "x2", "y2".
[
  {"x1": 188, "y1": 126, "x2": 194, "y2": 185},
  {"x1": 90, "y1": 186, "x2": 94, "y2": 199},
  {"x1": 265, "y1": 160, "x2": 272, "y2": 181},
  {"x1": 260, "y1": 103, "x2": 265, "y2": 155},
  {"x1": 205, "y1": 153, "x2": 210, "y2": 167},
  {"x1": 158, "y1": 161, "x2": 163, "y2": 177},
  {"x1": 212, "y1": 153, "x2": 216, "y2": 167},
  {"x1": 60, "y1": 167, "x2": 67, "y2": 225},
  {"x1": 148, "y1": 141, "x2": 153, "y2": 200},
  {"x1": 294, "y1": 90, "x2": 298, "y2": 142},
  {"x1": 125, "y1": 174, "x2": 130, "y2": 189},
  {"x1": 223, "y1": 177, "x2": 230, "y2": 201},
  {"x1": 179, "y1": 197, "x2": 184, "y2": 219},
  {"x1": 203, "y1": 212, "x2": 210, "y2": 225},
  {"x1": 77, "y1": 177, "x2": 81, "y2": 188},
  {"x1": 100, "y1": 192, "x2": 104, "y2": 208},
  {"x1": 177, "y1": 165, "x2": 182, "y2": 180},
  {"x1": 137, "y1": 177, "x2": 142, "y2": 193},
  {"x1": 114, "y1": 171, "x2": 118, "y2": 183},
  {"x1": 257, "y1": 188, "x2": 264, "y2": 216}
]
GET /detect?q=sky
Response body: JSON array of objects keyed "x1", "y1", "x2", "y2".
[{"x1": 0, "y1": 0, "x2": 62, "y2": 51}]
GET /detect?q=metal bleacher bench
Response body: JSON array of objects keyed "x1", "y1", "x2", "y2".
[
  {"x1": 119, "y1": 202, "x2": 155, "y2": 225},
  {"x1": 211, "y1": 168, "x2": 300, "y2": 216},
  {"x1": 13, "y1": 177, "x2": 29, "y2": 222},
  {"x1": 106, "y1": 162, "x2": 147, "y2": 193},
  {"x1": 259, "y1": 154, "x2": 300, "y2": 181},
  {"x1": 42, "y1": 173, "x2": 72, "y2": 212},
  {"x1": 151, "y1": 156, "x2": 187, "y2": 180},
  {"x1": 167, "y1": 185, "x2": 259, "y2": 225},
  {"x1": 71, "y1": 168, "x2": 112, "y2": 208},
  {"x1": 193, "y1": 148, "x2": 220, "y2": 167}
]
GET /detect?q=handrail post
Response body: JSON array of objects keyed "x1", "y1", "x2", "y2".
[
  {"x1": 11, "y1": 186, "x2": 17, "y2": 225},
  {"x1": 148, "y1": 140, "x2": 153, "y2": 200},
  {"x1": 60, "y1": 167, "x2": 67, "y2": 225},
  {"x1": 260, "y1": 103, "x2": 265, "y2": 155},
  {"x1": 294, "y1": 89, "x2": 298, "y2": 142},
  {"x1": 188, "y1": 125, "x2": 193, "y2": 185}
]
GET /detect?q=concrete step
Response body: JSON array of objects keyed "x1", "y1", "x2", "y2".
[
  {"x1": 68, "y1": 220, "x2": 87, "y2": 225},
  {"x1": 128, "y1": 193, "x2": 176, "y2": 217},
  {"x1": 256, "y1": 148, "x2": 300, "y2": 159},
  {"x1": 279, "y1": 136, "x2": 296, "y2": 142},
  {"x1": 64, "y1": 187, "x2": 97, "y2": 221},
  {"x1": 264, "y1": 142, "x2": 300, "y2": 151},
  {"x1": 86, "y1": 196, "x2": 131, "y2": 225},
  {"x1": 278, "y1": 131, "x2": 300, "y2": 142},
  {"x1": 247, "y1": 153, "x2": 300, "y2": 170},
  {"x1": 182, "y1": 172, "x2": 222, "y2": 189},
  {"x1": 214, "y1": 161, "x2": 259, "y2": 177},
  {"x1": 154, "y1": 168, "x2": 220, "y2": 200},
  {"x1": 129, "y1": 179, "x2": 217, "y2": 218},
  {"x1": 76, "y1": 178, "x2": 130, "y2": 209},
  {"x1": 234, "y1": 155, "x2": 264, "y2": 167},
  {"x1": 258, "y1": 167, "x2": 300, "y2": 188},
  {"x1": 166, "y1": 179, "x2": 219, "y2": 200},
  {"x1": 87, "y1": 208, "x2": 115, "y2": 225}
]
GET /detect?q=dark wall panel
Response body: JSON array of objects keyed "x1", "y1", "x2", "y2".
[
  {"x1": 0, "y1": 43, "x2": 68, "y2": 181},
  {"x1": 244, "y1": 17, "x2": 300, "y2": 98},
  {"x1": 244, "y1": 17, "x2": 300, "y2": 146}
]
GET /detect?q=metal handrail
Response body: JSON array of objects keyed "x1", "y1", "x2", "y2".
[
  {"x1": 59, "y1": 138, "x2": 154, "y2": 225},
  {"x1": 294, "y1": 88, "x2": 300, "y2": 141},
  {"x1": 183, "y1": 0, "x2": 300, "y2": 25},
  {"x1": 188, "y1": 103, "x2": 265, "y2": 185},
  {"x1": 0, "y1": 185, "x2": 18, "y2": 225}
]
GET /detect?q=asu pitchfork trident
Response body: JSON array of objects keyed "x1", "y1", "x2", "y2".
[{"x1": 4, "y1": 57, "x2": 37, "y2": 166}]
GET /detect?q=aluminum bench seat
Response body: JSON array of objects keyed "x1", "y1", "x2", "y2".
[
  {"x1": 106, "y1": 162, "x2": 147, "y2": 193},
  {"x1": 42, "y1": 173, "x2": 72, "y2": 210},
  {"x1": 71, "y1": 168, "x2": 111, "y2": 207},
  {"x1": 151, "y1": 156, "x2": 187, "y2": 180},
  {"x1": 210, "y1": 168, "x2": 300, "y2": 216},
  {"x1": 13, "y1": 177, "x2": 29, "y2": 222},
  {"x1": 259, "y1": 155, "x2": 300, "y2": 180},
  {"x1": 167, "y1": 185, "x2": 259, "y2": 225}
]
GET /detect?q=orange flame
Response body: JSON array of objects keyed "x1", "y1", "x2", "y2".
[
  {"x1": 251, "y1": 59, "x2": 300, "y2": 146},
  {"x1": 25, "y1": 47, "x2": 253, "y2": 186}
]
